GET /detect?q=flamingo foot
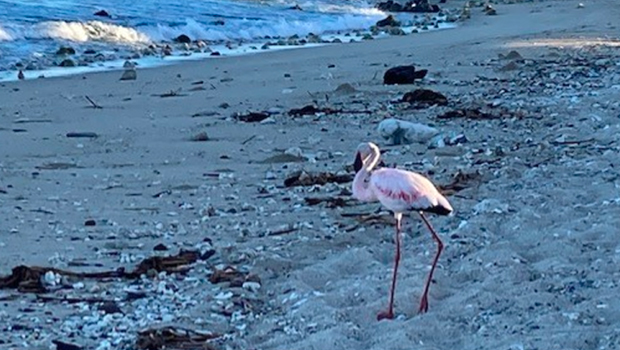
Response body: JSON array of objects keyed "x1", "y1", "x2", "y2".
[
  {"x1": 418, "y1": 295, "x2": 429, "y2": 314},
  {"x1": 376, "y1": 310, "x2": 394, "y2": 321}
]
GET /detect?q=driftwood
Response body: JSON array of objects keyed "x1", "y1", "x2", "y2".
[
  {"x1": 84, "y1": 95, "x2": 102, "y2": 109},
  {"x1": 136, "y1": 327, "x2": 220, "y2": 350},
  {"x1": 0, "y1": 250, "x2": 201, "y2": 293},
  {"x1": 288, "y1": 104, "x2": 372, "y2": 117},
  {"x1": 284, "y1": 170, "x2": 352, "y2": 187},
  {"x1": 209, "y1": 265, "x2": 260, "y2": 287}
]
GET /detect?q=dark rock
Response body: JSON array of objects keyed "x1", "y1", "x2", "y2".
[
  {"x1": 211, "y1": 19, "x2": 225, "y2": 25},
  {"x1": 174, "y1": 34, "x2": 191, "y2": 43},
  {"x1": 153, "y1": 243, "x2": 168, "y2": 251},
  {"x1": 377, "y1": 0, "x2": 440, "y2": 13},
  {"x1": 56, "y1": 47, "x2": 76, "y2": 55},
  {"x1": 402, "y1": 89, "x2": 448, "y2": 105},
  {"x1": 93, "y1": 10, "x2": 110, "y2": 17},
  {"x1": 98, "y1": 301, "x2": 122, "y2": 314},
  {"x1": 200, "y1": 249, "x2": 216, "y2": 260},
  {"x1": 84, "y1": 219, "x2": 96, "y2": 226},
  {"x1": 58, "y1": 59, "x2": 75, "y2": 67},
  {"x1": 383, "y1": 65, "x2": 427, "y2": 85},
  {"x1": 83, "y1": 49, "x2": 97, "y2": 55},
  {"x1": 210, "y1": 51, "x2": 221, "y2": 56},
  {"x1": 376, "y1": 15, "x2": 401, "y2": 28},
  {"x1": 52, "y1": 340, "x2": 83, "y2": 350},
  {"x1": 235, "y1": 111, "x2": 270, "y2": 122},
  {"x1": 120, "y1": 69, "x2": 137, "y2": 81},
  {"x1": 289, "y1": 4, "x2": 303, "y2": 10}
]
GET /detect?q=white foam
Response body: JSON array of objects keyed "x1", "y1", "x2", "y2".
[
  {"x1": 0, "y1": 25, "x2": 13, "y2": 41},
  {"x1": 2, "y1": 20, "x2": 151, "y2": 44}
]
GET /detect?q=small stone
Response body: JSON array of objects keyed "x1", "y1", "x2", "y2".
[
  {"x1": 84, "y1": 219, "x2": 96, "y2": 226},
  {"x1": 153, "y1": 243, "x2": 168, "y2": 251},
  {"x1": 190, "y1": 131, "x2": 210, "y2": 142},
  {"x1": 577, "y1": 3, "x2": 584, "y2": 8},
  {"x1": 56, "y1": 47, "x2": 76, "y2": 55},
  {"x1": 242, "y1": 281, "x2": 261, "y2": 292},
  {"x1": 98, "y1": 301, "x2": 122, "y2": 314},
  {"x1": 174, "y1": 34, "x2": 191, "y2": 43},
  {"x1": 59, "y1": 59, "x2": 75, "y2": 67},
  {"x1": 120, "y1": 69, "x2": 137, "y2": 81}
]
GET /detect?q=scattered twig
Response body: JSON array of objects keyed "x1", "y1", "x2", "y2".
[
  {"x1": 267, "y1": 226, "x2": 298, "y2": 236},
  {"x1": 550, "y1": 138, "x2": 594, "y2": 146},
  {"x1": 242, "y1": 135, "x2": 256, "y2": 145},
  {"x1": 85, "y1": 95, "x2": 102, "y2": 109}
]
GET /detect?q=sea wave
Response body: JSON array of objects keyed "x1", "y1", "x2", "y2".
[{"x1": 0, "y1": 21, "x2": 151, "y2": 44}]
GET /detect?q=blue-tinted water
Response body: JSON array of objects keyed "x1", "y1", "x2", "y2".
[{"x1": 0, "y1": 0, "x2": 386, "y2": 69}]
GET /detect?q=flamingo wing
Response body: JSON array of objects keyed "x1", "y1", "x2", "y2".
[{"x1": 370, "y1": 168, "x2": 452, "y2": 215}]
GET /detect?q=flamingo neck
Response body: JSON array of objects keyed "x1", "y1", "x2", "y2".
[{"x1": 363, "y1": 146, "x2": 381, "y2": 172}]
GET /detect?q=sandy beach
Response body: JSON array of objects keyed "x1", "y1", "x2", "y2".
[{"x1": 1, "y1": 0, "x2": 619, "y2": 349}]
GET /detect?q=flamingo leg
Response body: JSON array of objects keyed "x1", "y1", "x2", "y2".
[
  {"x1": 418, "y1": 212, "x2": 444, "y2": 313},
  {"x1": 377, "y1": 215, "x2": 402, "y2": 321}
]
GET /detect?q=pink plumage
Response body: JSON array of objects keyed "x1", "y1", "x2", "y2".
[{"x1": 351, "y1": 142, "x2": 452, "y2": 320}]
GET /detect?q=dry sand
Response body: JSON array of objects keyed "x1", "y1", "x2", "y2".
[{"x1": 1, "y1": 0, "x2": 619, "y2": 349}]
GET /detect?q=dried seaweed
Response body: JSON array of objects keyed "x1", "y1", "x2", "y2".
[
  {"x1": 437, "y1": 171, "x2": 482, "y2": 195},
  {"x1": 0, "y1": 250, "x2": 202, "y2": 293},
  {"x1": 136, "y1": 327, "x2": 219, "y2": 350},
  {"x1": 304, "y1": 197, "x2": 353, "y2": 208},
  {"x1": 284, "y1": 170, "x2": 352, "y2": 187},
  {"x1": 209, "y1": 266, "x2": 260, "y2": 287},
  {"x1": 288, "y1": 104, "x2": 372, "y2": 117}
]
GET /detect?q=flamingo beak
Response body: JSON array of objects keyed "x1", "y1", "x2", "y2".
[{"x1": 353, "y1": 152, "x2": 363, "y2": 172}]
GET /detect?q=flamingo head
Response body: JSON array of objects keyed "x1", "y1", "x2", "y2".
[{"x1": 353, "y1": 142, "x2": 380, "y2": 172}]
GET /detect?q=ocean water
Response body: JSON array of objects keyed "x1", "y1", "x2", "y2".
[{"x1": 0, "y1": 0, "x2": 453, "y2": 80}]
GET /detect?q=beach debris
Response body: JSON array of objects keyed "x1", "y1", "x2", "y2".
[
  {"x1": 120, "y1": 68, "x2": 137, "y2": 81},
  {"x1": 401, "y1": 89, "x2": 448, "y2": 106},
  {"x1": 376, "y1": 0, "x2": 440, "y2": 13},
  {"x1": 258, "y1": 153, "x2": 305, "y2": 164},
  {"x1": 52, "y1": 339, "x2": 84, "y2": 350},
  {"x1": 376, "y1": 15, "x2": 401, "y2": 28},
  {"x1": 190, "y1": 131, "x2": 210, "y2": 142},
  {"x1": 66, "y1": 132, "x2": 98, "y2": 138},
  {"x1": 235, "y1": 111, "x2": 270, "y2": 123},
  {"x1": 436, "y1": 170, "x2": 482, "y2": 195},
  {"x1": 85, "y1": 95, "x2": 103, "y2": 108},
  {"x1": 383, "y1": 65, "x2": 428, "y2": 85},
  {"x1": 135, "y1": 327, "x2": 219, "y2": 350},
  {"x1": 192, "y1": 111, "x2": 220, "y2": 118},
  {"x1": 428, "y1": 132, "x2": 468, "y2": 148},
  {"x1": 304, "y1": 197, "x2": 353, "y2": 208},
  {"x1": 36, "y1": 162, "x2": 83, "y2": 170},
  {"x1": 93, "y1": 10, "x2": 111, "y2": 17},
  {"x1": 378, "y1": 118, "x2": 439, "y2": 145},
  {"x1": 154, "y1": 88, "x2": 187, "y2": 98},
  {"x1": 436, "y1": 108, "x2": 499, "y2": 120},
  {"x1": 284, "y1": 170, "x2": 352, "y2": 187},
  {"x1": 17, "y1": 70, "x2": 25, "y2": 80},
  {"x1": 0, "y1": 250, "x2": 202, "y2": 293},
  {"x1": 288, "y1": 104, "x2": 372, "y2": 117},
  {"x1": 498, "y1": 50, "x2": 523, "y2": 60},
  {"x1": 484, "y1": 4, "x2": 497, "y2": 15},
  {"x1": 209, "y1": 265, "x2": 259, "y2": 287},
  {"x1": 174, "y1": 34, "x2": 192, "y2": 44}
]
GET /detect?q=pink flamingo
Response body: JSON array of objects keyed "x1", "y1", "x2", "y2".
[{"x1": 352, "y1": 142, "x2": 452, "y2": 320}]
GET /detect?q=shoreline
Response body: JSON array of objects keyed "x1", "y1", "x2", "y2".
[
  {"x1": 0, "y1": 10, "x2": 459, "y2": 82},
  {"x1": 1, "y1": 1, "x2": 619, "y2": 349}
]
